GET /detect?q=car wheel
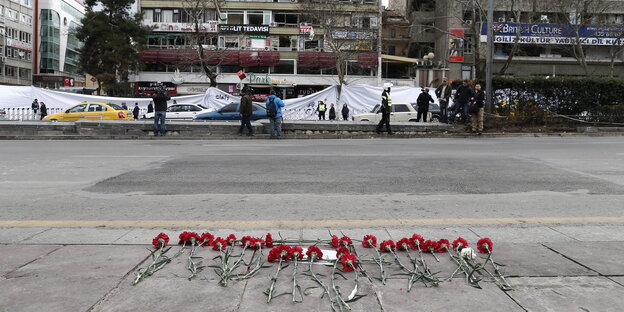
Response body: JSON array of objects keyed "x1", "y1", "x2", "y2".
[{"x1": 360, "y1": 119, "x2": 369, "y2": 122}]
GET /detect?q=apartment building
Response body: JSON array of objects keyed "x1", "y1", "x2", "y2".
[
  {"x1": 136, "y1": 0, "x2": 391, "y2": 98},
  {"x1": 32, "y1": 0, "x2": 86, "y2": 89},
  {"x1": 0, "y1": 0, "x2": 34, "y2": 86}
]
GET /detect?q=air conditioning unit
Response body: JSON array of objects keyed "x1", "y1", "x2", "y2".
[
  {"x1": 240, "y1": 46, "x2": 246, "y2": 50},
  {"x1": 270, "y1": 22, "x2": 277, "y2": 27},
  {"x1": 465, "y1": 20, "x2": 473, "y2": 25},
  {"x1": 264, "y1": 47, "x2": 270, "y2": 51},
  {"x1": 0, "y1": 56, "x2": 6, "y2": 63}
]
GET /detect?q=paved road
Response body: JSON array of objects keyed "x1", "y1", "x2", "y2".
[
  {"x1": 1, "y1": 137, "x2": 623, "y2": 224},
  {"x1": 2, "y1": 137, "x2": 624, "y2": 312}
]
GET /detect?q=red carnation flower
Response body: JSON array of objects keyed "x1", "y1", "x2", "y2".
[
  {"x1": 477, "y1": 238, "x2": 494, "y2": 254},
  {"x1": 265, "y1": 233, "x2": 274, "y2": 248},
  {"x1": 422, "y1": 240, "x2": 439, "y2": 253},
  {"x1": 250, "y1": 238, "x2": 264, "y2": 249},
  {"x1": 436, "y1": 239, "x2": 450, "y2": 253},
  {"x1": 211, "y1": 237, "x2": 227, "y2": 251},
  {"x1": 226, "y1": 234, "x2": 237, "y2": 246},
  {"x1": 178, "y1": 231, "x2": 200, "y2": 245},
  {"x1": 291, "y1": 246, "x2": 304, "y2": 260},
  {"x1": 200, "y1": 232, "x2": 214, "y2": 246},
  {"x1": 362, "y1": 235, "x2": 377, "y2": 248},
  {"x1": 306, "y1": 246, "x2": 323, "y2": 261},
  {"x1": 452, "y1": 237, "x2": 469, "y2": 251},
  {"x1": 410, "y1": 234, "x2": 425, "y2": 250},
  {"x1": 396, "y1": 238, "x2": 414, "y2": 251},
  {"x1": 241, "y1": 236, "x2": 254, "y2": 247},
  {"x1": 152, "y1": 233, "x2": 169, "y2": 249},
  {"x1": 335, "y1": 246, "x2": 350, "y2": 258},
  {"x1": 379, "y1": 240, "x2": 396, "y2": 253},
  {"x1": 331, "y1": 235, "x2": 339, "y2": 248},
  {"x1": 339, "y1": 236, "x2": 353, "y2": 247},
  {"x1": 268, "y1": 244, "x2": 293, "y2": 262},
  {"x1": 340, "y1": 254, "x2": 359, "y2": 272}
]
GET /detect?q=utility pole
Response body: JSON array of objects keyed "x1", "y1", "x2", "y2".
[{"x1": 485, "y1": 0, "x2": 494, "y2": 113}]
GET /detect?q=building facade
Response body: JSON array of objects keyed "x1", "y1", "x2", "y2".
[
  {"x1": 401, "y1": 0, "x2": 624, "y2": 84},
  {"x1": 0, "y1": 0, "x2": 34, "y2": 86},
  {"x1": 136, "y1": 0, "x2": 414, "y2": 98},
  {"x1": 33, "y1": 0, "x2": 85, "y2": 89}
]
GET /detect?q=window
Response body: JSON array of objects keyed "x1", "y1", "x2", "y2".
[
  {"x1": 153, "y1": 9, "x2": 161, "y2": 22},
  {"x1": 390, "y1": 29, "x2": 396, "y2": 38},
  {"x1": 173, "y1": 9, "x2": 180, "y2": 23},
  {"x1": 388, "y1": 46, "x2": 396, "y2": 55},
  {"x1": 226, "y1": 11, "x2": 244, "y2": 24},
  {"x1": 464, "y1": 35, "x2": 473, "y2": 53},
  {"x1": 304, "y1": 40, "x2": 320, "y2": 50},
  {"x1": 220, "y1": 103, "x2": 238, "y2": 113},
  {"x1": 162, "y1": 10, "x2": 173, "y2": 23},
  {"x1": 247, "y1": 11, "x2": 263, "y2": 25},
  {"x1": 274, "y1": 12, "x2": 299, "y2": 26},
  {"x1": 189, "y1": 105, "x2": 202, "y2": 112},
  {"x1": 143, "y1": 9, "x2": 153, "y2": 22},
  {"x1": 5, "y1": 66, "x2": 16, "y2": 77},
  {"x1": 219, "y1": 36, "x2": 240, "y2": 49},
  {"x1": 88, "y1": 104, "x2": 106, "y2": 112},
  {"x1": 362, "y1": 17, "x2": 371, "y2": 28},
  {"x1": 272, "y1": 60, "x2": 295, "y2": 74},
  {"x1": 68, "y1": 104, "x2": 87, "y2": 113},
  {"x1": 393, "y1": 104, "x2": 409, "y2": 113}
]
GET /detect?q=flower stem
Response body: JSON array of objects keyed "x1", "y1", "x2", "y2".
[
  {"x1": 291, "y1": 257, "x2": 303, "y2": 303},
  {"x1": 267, "y1": 258, "x2": 283, "y2": 303},
  {"x1": 373, "y1": 248, "x2": 386, "y2": 285},
  {"x1": 308, "y1": 260, "x2": 337, "y2": 311}
]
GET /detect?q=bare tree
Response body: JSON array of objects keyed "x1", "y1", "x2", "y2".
[
  {"x1": 298, "y1": 0, "x2": 378, "y2": 85},
  {"x1": 606, "y1": 24, "x2": 624, "y2": 77},
  {"x1": 453, "y1": 0, "x2": 487, "y2": 79}
]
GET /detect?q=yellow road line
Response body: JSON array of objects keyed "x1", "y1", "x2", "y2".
[{"x1": 1, "y1": 216, "x2": 623, "y2": 228}]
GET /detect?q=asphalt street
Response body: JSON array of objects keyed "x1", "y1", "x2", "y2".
[{"x1": 1, "y1": 137, "x2": 624, "y2": 224}]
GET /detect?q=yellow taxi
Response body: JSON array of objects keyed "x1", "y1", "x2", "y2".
[{"x1": 44, "y1": 102, "x2": 134, "y2": 121}]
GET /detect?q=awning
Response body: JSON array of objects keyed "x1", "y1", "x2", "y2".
[
  {"x1": 381, "y1": 54, "x2": 420, "y2": 63},
  {"x1": 358, "y1": 53, "x2": 378, "y2": 68}
]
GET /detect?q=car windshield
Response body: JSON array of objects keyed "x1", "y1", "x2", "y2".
[
  {"x1": 370, "y1": 104, "x2": 380, "y2": 113},
  {"x1": 108, "y1": 103, "x2": 124, "y2": 110},
  {"x1": 198, "y1": 104, "x2": 209, "y2": 109}
]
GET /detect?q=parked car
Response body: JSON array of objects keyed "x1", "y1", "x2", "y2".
[
  {"x1": 194, "y1": 102, "x2": 268, "y2": 121},
  {"x1": 143, "y1": 103, "x2": 214, "y2": 119},
  {"x1": 353, "y1": 102, "x2": 436, "y2": 123},
  {"x1": 43, "y1": 102, "x2": 133, "y2": 121}
]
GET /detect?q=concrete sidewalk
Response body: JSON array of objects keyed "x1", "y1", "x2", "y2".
[{"x1": 1, "y1": 225, "x2": 624, "y2": 312}]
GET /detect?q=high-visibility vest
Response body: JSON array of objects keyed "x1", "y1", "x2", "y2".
[
  {"x1": 382, "y1": 92, "x2": 392, "y2": 107},
  {"x1": 319, "y1": 103, "x2": 326, "y2": 111}
]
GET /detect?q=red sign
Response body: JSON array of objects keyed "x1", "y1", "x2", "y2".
[
  {"x1": 299, "y1": 26, "x2": 313, "y2": 34},
  {"x1": 251, "y1": 94, "x2": 269, "y2": 102},
  {"x1": 448, "y1": 29, "x2": 465, "y2": 63},
  {"x1": 237, "y1": 70, "x2": 246, "y2": 80},
  {"x1": 90, "y1": 76, "x2": 97, "y2": 82}
]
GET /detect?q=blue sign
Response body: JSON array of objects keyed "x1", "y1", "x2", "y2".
[{"x1": 480, "y1": 23, "x2": 624, "y2": 45}]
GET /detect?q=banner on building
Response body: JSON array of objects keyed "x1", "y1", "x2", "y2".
[
  {"x1": 448, "y1": 29, "x2": 465, "y2": 62},
  {"x1": 480, "y1": 22, "x2": 624, "y2": 45}
]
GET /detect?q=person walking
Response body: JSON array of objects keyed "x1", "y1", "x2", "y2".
[
  {"x1": 435, "y1": 78, "x2": 452, "y2": 123},
  {"x1": 341, "y1": 103, "x2": 349, "y2": 121},
  {"x1": 328, "y1": 104, "x2": 336, "y2": 120},
  {"x1": 152, "y1": 85, "x2": 170, "y2": 136},
  {"x1": 133, "y1": 103, "x2": 140, "y2": 120},
  {"x1": 450, "y1": 80, "x2": 474, "y2": 124},
  {"x1": 39, "y1": 102, "x2": 47, "y2": 120},
  {"x1": 317, "y1": 101, "x2": 327, "y2": 120},
  {"x1": 266, "y1": 90, "x2": 285, "y2": 139},
  {"x1": 375, "y1": 83, "x2": 393, "y2": 135},
  {"x1": 470, "y1": 84, "x2": 485, "y2": 135},
  {"x1": 416, "y1": 88, "x2": 434, "y2": 122},
  {"x1": 31, "y1": 99, "x2": 39, "y2": 119},
  {"x1": 147, "y1": 101, "x2": 154, "y2": 114},
  {"x1": 238, "y1": 88, "x2": 254, "y2": 136}
]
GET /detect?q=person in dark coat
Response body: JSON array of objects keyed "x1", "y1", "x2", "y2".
[
  {"x1": 416, "y1": 88, "x2": 434, "y2": 122},
  {"x1": 450, "y1": 80, "x2": 474, "y2": 124},
  {"x1": 470, "y1": 84, "x2": 485, "y2": 134},
  {"x1": 435, "y1": 78, "x2": 452, "y2": 123},
  {"x1": 341, "y1": 104, "x2": 349, "y2": 121},
  {"x1": 147, "y1": 101, "x2": 154, "y2": 114},
  {"x1": 133, "y1": 103, "x2": 140, "y2": 120},
  {"x1": 152, "y1": 86, "x2": 170, "y2": 136},
  {"x1": 328, "y1": 104, "x2": 336, "y2": 120},
  {"x1": 39, "y1": 102, "x2": 47, "y2": 120},
  {"x1": 238, "y1": 88, "x2": 253, "y2": 136},
  {"x1": 31, "y1": 99, "x2": 39, "y2": 119}
]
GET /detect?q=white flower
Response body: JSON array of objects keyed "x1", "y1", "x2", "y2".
[{"x1": 460, "y1": 247, "x2": 476, "y2": 260}]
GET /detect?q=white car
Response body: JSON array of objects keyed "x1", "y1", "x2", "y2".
[
  {"x1": 353, "y1": 103, "x2": 434, "y2": 123},
  {"x1": 144, "y1": 104, "x2": 215, "y2": 119}
]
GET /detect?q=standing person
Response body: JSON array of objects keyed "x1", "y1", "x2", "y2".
[
  {"x1": 39, "y1": 102, "x2": 47, "y2": 120},
  {"x1": 470, "y1": 84, "x2": 485, "y2": 135},
  {"x1": 375, "y1": 83, "x2": 393, "y2": 135},
  {"x1": 450, "y1": 80, "x2": 474, "y2": 124},
  {"x1": 152, "y1": 85, "x2": 170, "y2": 136},
  {"x1": 132, "y1": 103, "x2": 140, "y2": 120},
  {"x1": 238, "y1": 88, "x2": 254, "y2": 136},
  {"x1": 341, "y1": 103, "x2": 349, "y2": 121},
  {"x1": 435, "y1": 78, "x2": 452, "y2": 123},
  {"x1": 266, "y1": 90, "x2": 285, "y2": 139},
  {"x1": 31, "y1": 99, "x2": 39, "y2": 119},
  {"x1": 328, "y1": 104, "x2": 336, "y2": 120},
  {"x1": 147, "y1": 101, "x2": 154, "y2": 114},
  {"x1": 416, "y1": 88, "x2": 434, "y2": 122},
  {"x1": 317, "y1": 101, "x2": 327, "y2": 120},
  {"x1": 121, "y1": 102, "x2": 128, "y2": 110}
]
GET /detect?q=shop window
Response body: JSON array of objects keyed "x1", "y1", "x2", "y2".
[
  {"x1": 246, "y1": 66, "x2": 269, "y2": 73},
  {"x1": 297, "y1": 66, "x2": 320, "y2": 75},
  {"x1": 219, "y1": 65, "x2": 240, "y2": 73},
  {"x1": 272, "y1": 60, "x2": 295, "y2": 74}
]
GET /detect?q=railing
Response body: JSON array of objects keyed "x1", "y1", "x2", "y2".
[{"x1": 1, "y1": 108, "x2": 150, "y2": 121}]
